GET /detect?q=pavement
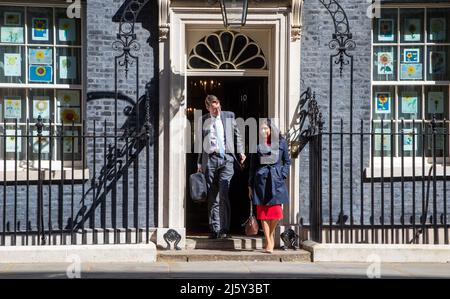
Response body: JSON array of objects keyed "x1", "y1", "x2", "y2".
[{"x1": 0, "y1": 261, "x2": 450, "y2": 279}]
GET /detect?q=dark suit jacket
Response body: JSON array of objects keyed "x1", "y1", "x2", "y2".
[
  {"x1": 248, "y1": 137, "x2": 291, "y2": 206},
  {"x1": 197, "y1": 111, "x2": 245, "y2": 170}
]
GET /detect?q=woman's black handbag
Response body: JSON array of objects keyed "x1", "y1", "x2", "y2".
[
  {"x1": 189, "y1": 172, "x2": 207, "y2": 203},
  {"x1": 242, "y1": 200, "x2": 259, "y2": 236}
]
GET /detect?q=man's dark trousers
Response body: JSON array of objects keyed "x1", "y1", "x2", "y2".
[{"x1": 205, "y1": 153, "x2": 234, "y2": 235}]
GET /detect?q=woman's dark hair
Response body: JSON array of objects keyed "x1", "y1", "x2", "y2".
[{"x1": 260, "y1": 118, "x2": 283, "y2": 144}]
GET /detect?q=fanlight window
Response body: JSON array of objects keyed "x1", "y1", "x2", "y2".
[{"x1": 188, "y1": 30, "x2": 267, "y2": 70}]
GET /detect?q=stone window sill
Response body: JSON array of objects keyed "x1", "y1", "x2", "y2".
[
  {"x1": 364, "y1": 161, "x2": 450, "y2": 181},
  {"x1": 0, "y1": 168, "x2": 90, "y2": 184}
]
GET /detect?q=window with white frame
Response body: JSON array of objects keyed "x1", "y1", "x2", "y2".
[
  {"x1": 0, "y1": 4, "x2": 83, "y2": 162},
  {"x1": 372, "y1": 6, "x2": 450, "y2": 158}
]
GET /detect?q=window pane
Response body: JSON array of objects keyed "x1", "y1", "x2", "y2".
[
  {"x1": 373, "y1": 86, "x2": 395, "y2": 120},
  {"x1": 30, "y1": 125, "x2": 52, "y2": 161},
  {"x1": 28, "y1": 46, "x2": 53, "y2": 84},
  {"x1": 399, "y1": 86, "x2": 422, "y2": 119},
  {"x1": 400, "y1": 9, "x2": 424, "y2": 43},
  {"x1": 374, "y1": 9, "x2": 398, "y2": 43},
  {"x1": 56, "y1": 126, "x2": 81, "y2": 161},
  {"x1": 398, "y1": 122, "x2": 422, "y2": 157},
  {"x1": 56, "y1": 48, "x2": 81, "y2": 84},
  {"x1": 427, "y1": 46, "x2": 450, "y2": 81},
  {"x1": 424, "y1": 123, "x2": 447, "y2": 157},
  {"x1": 373, "y1": 46, "x2": 397, "y2": 81},
  {"x1": 400, "y1": 46, "x2": 423, "y2": 81},
  {"x1": 0, "y1": 7, "x2": 25, "y2": 44},
  {"x1": 0, "y1": 46, "x2": 25, "y2": 83},
  {"x1": 2, "y1": 125, "x2": 26, "y2": 160},
  {"x1": 425, "y1": 86, "x2": 448, "y2": 120},
  {"x1": 56, "y1": 89, "x2": 81, "y2": 124},
  {"x1": 27, "y1": 7, "x2": 53, "y2": 45},
  {"x1": 29, "y1": 89, "x2": 54, "y2": 123},
  {"x1": 373, "y1": 122, "x2": 394, "y2": 157},
  {"x1": 0, "y1": 88, "x2": 26, "y2": 123},
  {"x1": 427, "y1": 8, "x2": 450, "y2": 43},
  {"x1": 55, "y1": 8, "x2": 81, "y2": 46}
]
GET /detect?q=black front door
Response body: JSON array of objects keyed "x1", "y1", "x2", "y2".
[{"x1": 186, "y1": 76, "x2": 268, "y2": 235}]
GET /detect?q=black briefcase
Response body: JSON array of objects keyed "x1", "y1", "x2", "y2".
[{"x1": 189, "y1": 172, "x2": 207, "y2": 203}]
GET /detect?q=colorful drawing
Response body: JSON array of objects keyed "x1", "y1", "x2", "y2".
[
  {"x1": 59, "y1": 56, "x2": 77, "y2": 79},
  {"x1": 429, "y1": 51, "x2": 446, "y2": 75},
  {"x1": 401, "y1": 63, "x2": 423, "y2": 80},
  {"x1": 4, "y1": 12, "x2": 21, "y2": 26},
  {"x1": 32, "y1": 18, "x2": 49, "y2": 41},
  {"x1": 0, "y1": 27, "x2": 24, "y2": 43},
  {"x1": 29, "y1": 48, "x2": 53, "y2": 65},
  {"x1": 427, "y1": 91, "x2": 444, "y2": 114},
  {"x1": 404, "y1": 18, "x2": 421, "y2": 42},
  {"x1": 401, "y1": 91, "x2": 418, "y2": 114},
  {"x1": 33, "y1": 96, "x2": 50, "y2": 119},
  {"x1": 5, "y1": 129, "x2": 21, "y2": 153},
  {"x1": 32, "y1": 130, "x2": 50, "y2": 154},
  {"x1": 378, "y1": 19, "x2": 394, "y2": 41},
  {"x1": 4, "y1": 97, "x2": 22, "y2": 119},
  {"x1": 377, "y1": 52, "x2": 394, "y2": 75},
  {"x1": 29, "y1": 65, "x2": 53, "y2": 83},
  {"x1": 58, "y1": 18, "x2": 76, "y2": 42},
  {"x1": 375, "y1": 92, "x2": 391, "y2": 114},
  {"x1": 4, "y1": 53, "x2": 21, "y2": 77},
  {"x1": 404, "y1": 49, "x2": 420, "y2": 63},
  {"x1": 429, "y1": 18, "x2": 446, "y2": 41},
  {"x1": 375, "y1": 128, "x2": 391, "y2": 151},
  {"x1": 56, "y1": 90, "x2": 80, "y2": 107},
  {"x1": 63, "y1": 130, "x2": 79, "y2": 154},
  {"x1": 403, "y1": 128, "x2": 417, "y2": 151},
  {"x1": 59, "y1": 107, "x2": 81, "y2": 123}
]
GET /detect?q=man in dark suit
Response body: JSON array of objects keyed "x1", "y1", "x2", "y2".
[{"x1": 197, "y1": 95, "x2": 246, "y2": 239}]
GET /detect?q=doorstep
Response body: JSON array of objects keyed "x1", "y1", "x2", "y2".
[
  {"x1": 157, "y1": 249, "x2": 312, "y2": 262},
  {"x1": 157, "y1": 235, "x2": 311, "y2": 262}
]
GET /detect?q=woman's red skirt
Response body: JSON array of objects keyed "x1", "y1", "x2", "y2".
[{"x1": 256, "y1": 204, "x2": 283, "y2": 220}]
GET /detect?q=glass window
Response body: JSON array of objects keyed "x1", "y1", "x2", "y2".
[
  {"x1": 398, "y1": 86, "x2": 422, "y2": 120},
  {"x1": 373, "y1": 9, "x2": 398, "y2": 43},
  {"x1": 400, "y1": 9, "x2": 424, "y2": 44},
  {"x1": 27, "y1": 7, "x2": 54, "y2": 45},
  {"x1": 0, "y1": 46, "x2": 25, "y2": 84},
  {"x1": 373, "y1": 46, "x2": 397, "y2": 81},
  {"x1": 0, "y1": 4, "x2": 83, "y2": 162},
  {"x1": 372, "y1": 7, "x2": 450, "y2": 158},
  {"x1": 427, "y1": 8, "x2": 450, "y2": 43}
]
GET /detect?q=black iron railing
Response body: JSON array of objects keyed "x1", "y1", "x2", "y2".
[
  {"x1": 0, "y1": 108, "x2": 153, "y2": 246},
  {"x1": 304, "y1": 115, "x2": 450, "y2": 245}
]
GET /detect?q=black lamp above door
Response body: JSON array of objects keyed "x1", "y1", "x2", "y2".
[{"x1": 219, "y1": 0, "x2": 248, "y2": 29}]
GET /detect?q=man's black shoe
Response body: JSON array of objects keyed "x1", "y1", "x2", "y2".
[
  {"x1": 219, "y1": 232, "x2": 232, "y2": 239},
  {"x1": 208, "y1": 232, "x2": 220, "y2": 239}
]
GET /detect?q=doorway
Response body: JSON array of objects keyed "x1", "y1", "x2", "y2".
[{"x1": 186, "y1": 76, "x2": 268, "y2": 235}]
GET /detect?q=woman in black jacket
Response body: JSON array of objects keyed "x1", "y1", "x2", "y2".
[{"x1": 248, "y1": 119, "x2": 291, "y2": 253}]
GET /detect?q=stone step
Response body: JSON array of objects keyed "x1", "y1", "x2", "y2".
[
  {"x1": 186, "y1": 235, "x2": 264, "y2": 250},
  {"x1": 157, "y1": 249, "x2": 312, "y2": 262}
]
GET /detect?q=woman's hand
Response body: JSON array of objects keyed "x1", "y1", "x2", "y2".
[{"x1": 248, "y1": 186, "x2": 253, "y2": 199}]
